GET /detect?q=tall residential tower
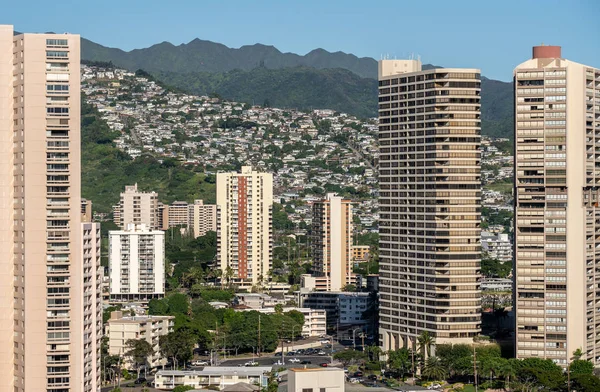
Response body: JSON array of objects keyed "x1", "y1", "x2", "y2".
[
  {"x1": 0, "y1": 25, "x2": 99, "y2": 392},
  {"x1": 217, "y1": 166, "x2": 273, "y2": 286},
  {"x1": 514, "y1": 46, "x2": 600, "y2": 366},
  {"x1": 311, "y1": 193, "x2": 354, "y2": 291},
  {"x1": 378, "y1": 60, "x2": 482, "y2": 351}
]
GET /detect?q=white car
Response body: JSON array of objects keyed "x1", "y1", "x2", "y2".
[
  {"x1": 192, "y1": 360, "x2": 209, "y2": 366},
  {"x1": 319, "y1": 339, "x2": 330, "y2": 344},
  {"x1": 288, "y1": 358, "x2": 301, "y2": 363},
  {"x1": 245, "y1": 361, "x2": 259, "y2": 367}
]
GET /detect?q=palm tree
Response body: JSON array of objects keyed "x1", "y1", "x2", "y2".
[
  {"x1": 571, "y1": 348, "x2": 583, "y2": 361},
  {"x1": 497, "y1": 358, "x2": 517, "y2": 389},
  {"x1": 224, "y1": 266, "x2": 234, "y2": 289},
  {"x1": 417, "y1": 331, "x2": 435, "y2": 362},
  {"x1": 422, "y1": 357, "x2": 447, "y2": 381}
]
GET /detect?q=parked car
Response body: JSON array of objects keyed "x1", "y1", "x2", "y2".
[
  {"x1": 274, "y1": 352, "x2": 282, "y2": 357},
  {"x1": 296, "y1": 349, "x2": 305, "y2": 355},
  {"x1": 300, "y1": 360, "x2": 312, "y2": 365},
  {"x1": 192, "y1": 360, "x2": 209, "y2": 366},
  {"x1": 134, "y1": 377, "x2": 147, "y2": 385},
  {"x1": 287, "y1": 351, "x2": 296, "y2": 356},
  {"x1": 319, "y1": 362, "x2": 328, "y2": 367},
  {"x1": 319, "y1": 339, "x2": 330, "y2": 344},
  {"x1": 245, "y1": 361, "x2": 259, "y2": 367},
  {"x1": 289, "y1": 358, "x2": 301, "y2": 363},
  {"x1": 318, "y1": 351, "x2": 327, "y2": 355},
  {"x1": 367, "y1": 375, "x2": 377, "y2": 381},
  {"x1": 354, "y1": 371, "x2": 363, "y2": 378}
]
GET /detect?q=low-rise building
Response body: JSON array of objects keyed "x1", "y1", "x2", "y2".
[
  {"x1": 288, "y1": 368, "x2": 345, "y2": 392},
  {"x1": 154, "y1": 367, "x2": 270, "y2": 390},
  {"x1": 482, "y1": 232, "x2": 512, "y2": 262},
  {"x1": 351, "y1": 245, "x2": 370, "y2": 263},
  {"x1": 481, "y1": 278, "x2": 512, "y2": 292},
  {"x1": 106, "y1": 311, "x2": 174, "y2": 369},
  {"x1": 189, "y1": 199, "x2": 217, "y2": 238},
  {"x1": 299, "y1": 291, "x2": 370, "y2": 327},
  {"x1": 235, "y1": 306, "x2": 326, "y2": 337}
]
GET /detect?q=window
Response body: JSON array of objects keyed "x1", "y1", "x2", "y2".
[
  {"x1": 46, "y1": 39, "x2": 68, "y2": 47},
  {"x1": 302, "y1": 389, "x2": 313, "y2": 392},
  {"x1": 46, "y1": 51, "x2": 68, "y2": 58}
]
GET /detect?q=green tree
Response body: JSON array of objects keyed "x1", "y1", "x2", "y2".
[
  {"x1": 159, "y1": 331, "x2": 196, "y2": 369},
  {"x1": 422, "y1": 356, "x2": 447, "y2": 381},
  {"x1": 387, "y1": 348, "x2": 411, "y2": 380},
  {"x1": 333, "y1": 350, "x2": 366, "y2": 367},
  {"x1": 124, "y1": 339, "x2": 154, "y2": 379},
  {"x1": 571, "y1": 374, "x2": 600, "y2": 392},
  {"x1": 570, "y1": 359, "x2": 594, "y2": 377},
  {"x1": 167, "y1": 293, "x2": 190, "y2": 315},
  {"x1": 148, "y1": 298, "x2": 169, "y2": 315}
]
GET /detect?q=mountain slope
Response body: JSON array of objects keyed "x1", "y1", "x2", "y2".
[
  {"x1": 81, "y1": 37, "x2": 514, "y2": 137},
  {"x1": 157, "y1": 66, "x2": 378, "y2": 118},
  {"x1": 82, "y1": 38, "x2": 377, "y2": 78}
]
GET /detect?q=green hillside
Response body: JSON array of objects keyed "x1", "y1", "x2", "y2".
[{"x1": 81, "y1": 97, "x2": 215, "y2": 212}]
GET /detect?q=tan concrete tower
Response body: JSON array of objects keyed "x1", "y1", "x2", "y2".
[
  {"x1": 514, "y1": 46, "x2": 600, "y2": 366},
  {"x1": 377, "y1": 60, "x2": 482, "y2": 351},
  {"x1": 0, "y1": 25, "x2": 98, "y2": 391}
]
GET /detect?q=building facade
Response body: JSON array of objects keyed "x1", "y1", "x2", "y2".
[
  {"x1": 167, "y1": 201, "x2": 189, "y2": 228},
  {"x1": 514, "y1": 45, "x2": 600, "y2": 365},
  {"x1": 154, "y1": 367, "x2": 270, "y2": 390},
  {"x1": 288, "y1": 368, "x2": 344, "y2": 392},
  {"x1": 106, "y1": 311, "x2": 174, "y2": 369},
  {"x1": 113, "y1": 184, "x2": 160, "y2": 230},
  {"x1": 216, "y1": 166, "x2": 273, "y2": 285},
  {"x1": 378, "y1": 59, "x2": 482, "y2": 350},
  {"x1": 482, "y1": 232, "x2": 513, "y2": 262},
  {"x1": 81, "y1": 221, "x2": 103, "y2": 391},
  {"x1": 311, "y1": 193, "x2": 354, "y2": 291},
  {"x1": 0, "y1": 25, "x2": 98, "y2": 392},
  {"x1": 351, "y1": 245, "x2": 370, "y2": 263},
  {"x1": 189, "y1": 199, "x2": 217, "y2": 238},
  {"x1": 109, "y1": 224, "x2": 165, "y2": 302}
]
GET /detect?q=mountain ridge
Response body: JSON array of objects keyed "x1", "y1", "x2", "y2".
[{"x1": 81, "y1": 37, "x2": 513, "y2": 137}]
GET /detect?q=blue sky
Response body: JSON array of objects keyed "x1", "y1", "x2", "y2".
[{"x1": 4, "y1": 0, "x2": 599, "y2": 81}]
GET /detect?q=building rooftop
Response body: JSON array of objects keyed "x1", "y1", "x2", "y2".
[{"x1": 157, "y1": 366, "x2": 272, "y2": 376}]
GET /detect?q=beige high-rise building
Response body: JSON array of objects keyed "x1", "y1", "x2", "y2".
[
  {"x1": 113, "y1": 184, "x2": 159, "y2": 230},
  {"x1": 0, "y1": 25, "x2": 99, "y2": 392},
  {"x1": 167, "y1": 201, "x2": 189, "y2": 228},
  {"x1": 216, "y1": 166, "x2": 273, "y2": 285},
  {"x1": 189, "y1": 199, "x2": 217, "y2": 238},
  {"x1": 377, "y1": 59, "x2": 482, "y2": 351},
  {"x1": 311, "y1": 193, "x2": 354, "y2": 291},
  {"x1": 514, "y1": 46, "x2": 600, "y2": 366}
]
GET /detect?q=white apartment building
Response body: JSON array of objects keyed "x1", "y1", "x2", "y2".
[
  {"x1": 109, "y1": 224, "x2": 165, "y2": 302},
  {"x1": 154, "y1": 367, "x2": 270, "y2": 390},
  {"x1": 514, "y1": 45, "x2": 600, "y2": 366},
  {"x1": 378, "y1": 59, "x2": 482, "y2": 350},
  {"x1": 311, "y1": 193, "x2": 354, "y2": 291},
  {"x1": 217, "y1": 166, "x2": 273, "y2": 285},
  {"x1": 106, "y1": 311, "x2": 174, "y2": 369},
  {"x1": 0, "y1": 25, "x2": 100, "y2": 392},
  {"x1": 189, "y1": 199, "x2": 217, "y2": 238},
  {"x1": 482, "y1": 232, "x2": 513, "y2": 262},
  {"x1": 113, "y1": 184, "x2": 160, "y2": 230}
]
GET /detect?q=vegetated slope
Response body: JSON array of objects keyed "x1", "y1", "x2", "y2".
[
  {"x1": 156, "y1": 66, "x2": 378, "y2": 119},
  {"x1": 80, "y1": 97, "x2": 215, "y2": 212},
  {"x1": 82, "y1": 38, "x2": 377, "y2": 78}
]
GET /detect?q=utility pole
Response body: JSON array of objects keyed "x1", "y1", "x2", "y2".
[
  {"x1": 473, "y1": 345, "x2": 478, "y2": 392},
  {"x1": 258, "y1": 314, "x2": 261, "y2": 357},
  {"x1": 411, "y1": 340, "x2": 415, "y2": 380}
]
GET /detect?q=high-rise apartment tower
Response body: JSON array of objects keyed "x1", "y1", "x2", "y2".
[
  {"x1": 311, "y1": 193, "x2": 354, "y2": 291},
  {"x1": 514, "y1": 45, "x2": 600, "y2": 366},
  {"x1": 378, "y1": 59, "x2": 482, "y2": 351},
  {"x1": 0, "y1": 25, "x2": 99, "y2": 392},
  {"x1": 216, "y1": 166, "x2": 273, "y2": 285}
]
